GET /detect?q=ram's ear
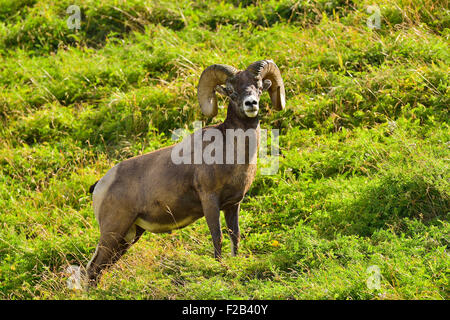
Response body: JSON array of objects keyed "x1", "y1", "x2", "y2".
[
  {"x1": 215, "y1": 85, "x2": 228, "y2": 96},
  {"x1": 262, "y1": 79, "x2": 272, "y2": 91}
]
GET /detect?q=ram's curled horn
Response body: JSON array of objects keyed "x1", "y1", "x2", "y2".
[
  {"x1": 197, "y1": 64, "x2": 238, "y2": 117},
  {"x1": 246, "y1": 60, "x2": 285, "y2": 110}
]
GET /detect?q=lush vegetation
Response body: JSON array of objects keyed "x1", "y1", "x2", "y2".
[{"x1": 0, "y1": 0, "x2": 448, "y2": 299}]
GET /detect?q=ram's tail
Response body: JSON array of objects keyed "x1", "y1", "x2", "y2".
[{"x1": 89, "y1": 181, "x2": 99, "y2": 194}]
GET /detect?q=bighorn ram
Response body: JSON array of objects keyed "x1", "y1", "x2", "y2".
[{"x1": 86, "y1": 60, "x2": 285, "y2": 285}]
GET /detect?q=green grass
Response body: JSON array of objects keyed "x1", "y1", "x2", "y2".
[{"x1": 0, "y1": 0, "x2": 448, "y2": 299}]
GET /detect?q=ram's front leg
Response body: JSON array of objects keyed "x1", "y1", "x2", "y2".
[
  {"x1": 200, "y1": 194, "x2": 222, "y2": 260},
  {"x1": 224, "y1": 203, "x2": 240, "y2": 256}
]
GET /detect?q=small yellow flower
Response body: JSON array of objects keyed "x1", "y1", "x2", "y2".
[
  {"x1": 271, "y1": 240, "x2": 280, "y2": 247},
  {"x1": 10, "y1": 265, "x2": 16, "y2": 271}
]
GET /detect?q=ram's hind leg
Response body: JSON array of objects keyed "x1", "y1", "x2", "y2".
[{"x1": 86, "y1": 208, "x2": 144, "y2": 286}]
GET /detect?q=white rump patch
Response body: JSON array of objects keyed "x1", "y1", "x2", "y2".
[{"x1": 92, "y1": 165, "x2": 118, "y2": 221}]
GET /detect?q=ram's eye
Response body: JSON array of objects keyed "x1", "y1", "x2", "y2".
[
  {"x1": 225, "y1": 83, "x2": 235, "y2": 94},
  {"x1": 230, "y1": 92, "x2": 238, "y2": 100}
]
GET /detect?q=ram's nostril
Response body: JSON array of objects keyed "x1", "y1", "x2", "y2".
[
  {"x1": 245, "y1": 101, "x2": 252, "y2": 106},
  {"x1": 251, "y1": 100, "x2": 258, "y2": 105}
]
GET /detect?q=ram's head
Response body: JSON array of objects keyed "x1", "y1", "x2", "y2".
[{"x1": 197, "y1": 60, "x2": 285, "y2": 119}]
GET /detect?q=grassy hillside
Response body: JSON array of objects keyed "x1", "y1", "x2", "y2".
[{"x1": 0, "y1": 0, "x2": 448, "y2": 299}]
